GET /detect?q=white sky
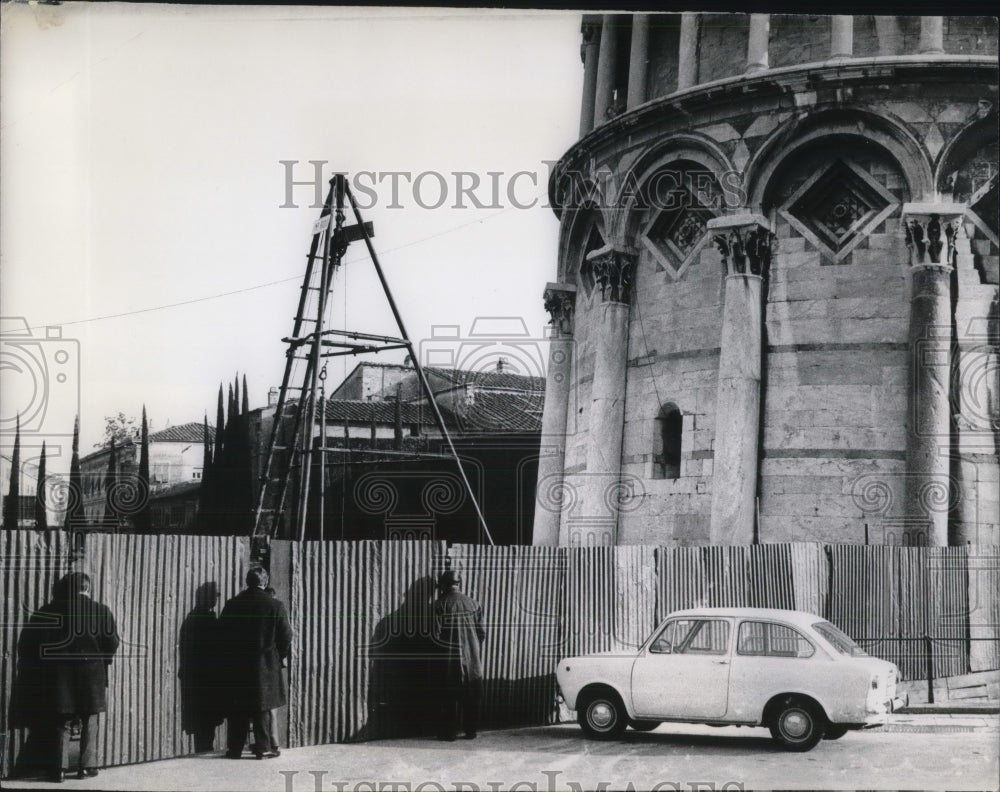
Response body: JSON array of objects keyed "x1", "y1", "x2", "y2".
[{"x1": 0, "y1": 3, "x2": 582, "y2": 486}]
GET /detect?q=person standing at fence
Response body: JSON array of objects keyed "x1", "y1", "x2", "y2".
[
  {"x1": 219, "y1": 567, "x2": 292, "y2": 759},
  {"x1": 34, "y1": 572, "x2": 120, "y2": 783},
  {"x1": 432, "y1": 568, "x2": 486, "y2": 741}
]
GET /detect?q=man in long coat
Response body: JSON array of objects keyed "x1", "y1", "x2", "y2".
[
  {"x1": 432, "y1": 569, "x2": 486, "y2": 741},
  {"x1": 219, "y1": 566, "x2": 292, "y2": 759},
  {"x1": 31, "y1": 572, "x2": 120, "y2": 782}
]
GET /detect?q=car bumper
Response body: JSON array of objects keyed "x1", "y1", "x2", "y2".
[{"x1": 861, "y1": 692, "x2": 910, "y2": 727}]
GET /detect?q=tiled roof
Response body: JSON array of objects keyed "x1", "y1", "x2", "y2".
[
  {"x1": 424, "y1": 367, "x2": 545, "y2": 393},
  {"x1": 149, "y1": 422, "x2": 215, "y2": 443},
  {"x1": 320, "y1": 400, "x2": 437, "y2": 425},
  {"x1": 439, "y1": 391, "x2": 544, "y2": 433}
]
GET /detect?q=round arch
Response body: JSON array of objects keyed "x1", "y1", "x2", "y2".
[
  {"x1": 557, "y1": 203, "x2": 607, "y2": 285},
  {"x1": 935, "y1": 114, "x2": 998, "y2": 194},
  {"x1": 616, "y1": 134, "x2": 735, "y2": 243},
  {"x1": 746, "y1": 109, "x2": 933, "y2": 209}
]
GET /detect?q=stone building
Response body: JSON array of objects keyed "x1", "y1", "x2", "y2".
[
  {"x1": 534, "y1": 14, "x2": 998, "y2": 547},
  {"x1": 80, "y1": 422, "x2": 213, "y2": 526},
  {"x1": 251, "y1": 362, "x2": 543, "y2": 543}
]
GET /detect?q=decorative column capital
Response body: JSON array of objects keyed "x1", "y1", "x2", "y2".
[
  {"x1": 543, "y1": 282, "x2": 578, "y2": 335},
  {"x1": 585, "y1": 244, "x2": 636, "y2": 304},
  {"x1": 580, "y1": 16, "x2": 600, "y2": 60},
  {"x1": 901, "y1": 203, "x2": 966, "y2": 270},
  {"x1": 707, "y1": 213, "x2": 774, "y2": 277}
]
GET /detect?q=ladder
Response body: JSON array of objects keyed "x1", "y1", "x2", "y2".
[{"x1": 251, "y1": 174, "x2": 493, "y2": 552}]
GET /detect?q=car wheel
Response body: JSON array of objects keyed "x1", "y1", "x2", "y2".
[
  {"x1": 578, "y1": 690, "x2": 628, "y2": 740},
  {"x1": 823, "y1": 724, "x2": 849, "y2": 740},
  {"x1": 629, "y1": 720, "x2": 660, "y2": 732},
  {"x1": 768, "y1": 698, "x2": 825, "y2": 751}
]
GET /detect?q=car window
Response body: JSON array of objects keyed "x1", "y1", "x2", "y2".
[
  {"x1": 649, "y1": 619, "x2": 685, "y2": 653},
  {"x1": 738, "y1": 621, "x2": 815, "y2": 658},
  {"x1": 649, "y1": 618, "x2": 729, "y2": 655},
  {"x1": 681, "y1": 620, "x2": 730, "y2": 654},
  {"x1": 812, "y1": 620, "x2": 868, "y2": 657}
]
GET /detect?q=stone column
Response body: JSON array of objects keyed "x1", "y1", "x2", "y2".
[
  {"x1": 677, "y1": 12, "x2": 699, "y2": 91},
  {"x1": 831, "y1": 15, "x2": 854, "y2": 59},
  {"x1": 707, "y1": 215, "x2": 774, "y2": 545},
  {"x1": 594, "y1": 14, "x2": 619, "y2": 127},
  {"x1": 949, "y1": 219, "x2": 996, "y2": 546},
  {"x1": 579, "y1": 16, "x2": 601, "y2": 139},
  {"x1": 627, "y1": 14, "x2": 650, "y2": 110},
  {"x1": 745, "y1": 14, "x2": 770, "y2": 75},
  {"x1": 918, "y1": 16, "x2": 945, "y2": 55},
  {"x1": 903, "y1": 203, "x2": 964, "y2": 547},
  {"x1": 533, "y1": 283, "x2": 577, "y2": 546},
  {"x1": 577, "y1": 244, "x2": 635, "y2": 546}
]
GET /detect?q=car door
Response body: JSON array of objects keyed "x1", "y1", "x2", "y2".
[
  {"x1": 725, "y1": 620, "x2": 819, "y2": 722},
  {"x1": 630, "y1": 617, "x2": 733, "y2": 719}
]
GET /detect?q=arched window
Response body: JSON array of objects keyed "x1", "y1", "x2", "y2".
[{"x1": 652, "y1": 404, "x2": 683, "y2": 480}]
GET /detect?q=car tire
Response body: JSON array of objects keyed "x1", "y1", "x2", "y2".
[
  {"x1": 768, "y1": 697, "x2": 825, "y2": 751},
  {"x1": 823, "y1": 724, "x2": 849, "y2": 740},
  {"x1": 629, "y1": 720, "x2": 661, "y2": 732},
  {"x1": 578, "y1": 690, "x2": 628, "y2": 740}
]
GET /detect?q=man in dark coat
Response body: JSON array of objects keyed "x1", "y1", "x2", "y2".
[
  {"x1": 432, "y1": 569, "x2": 486, "y2": 741},
  {"x1": 219, "y1": 567, "x2": 292, "y2": 759},
  {"x1": 32, "y1": 572, "x2": 120, "y2": 782}
]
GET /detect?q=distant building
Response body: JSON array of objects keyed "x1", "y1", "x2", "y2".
[
  {"x1": 251, "y1": 361, "x2": 544, "y2": 544},
  {"x1": 79, "y1": 422, "x2": 213, "y2": 527}
]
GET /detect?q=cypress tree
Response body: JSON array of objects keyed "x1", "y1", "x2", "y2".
[
  {"x1": 3, "y1": 415, "x2": 20, "y2": 529},
  {"x1": 66, "y1": 416, "x2": 84, "y2": 529},
  {"x1": 134, "y1": 407, "x2": 151, "y2": 534},
  {"x1": 242, "y1": 373, "x2": 249, "y2": 416},
  {"x1": 214, "y1": 385, "x2": 225, "y2": 469},
  {"x1": 35, "y1": 441, "x2": 48, "y2": 530}
]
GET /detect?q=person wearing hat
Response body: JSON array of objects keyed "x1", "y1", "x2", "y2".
[{"x1": 432, "y1": 568, "x2": 486, "y2": 741}]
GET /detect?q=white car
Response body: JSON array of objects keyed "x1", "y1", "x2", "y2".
[{"x1": 555, "y1": 607, "x2": 908, "y2": 751}]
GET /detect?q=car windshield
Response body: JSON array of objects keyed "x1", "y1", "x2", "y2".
[{"x1": 812, "y1": 621, "x2": 868, "y2": 657}]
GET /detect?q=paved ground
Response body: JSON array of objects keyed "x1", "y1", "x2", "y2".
[{"x1": 6, "y1": 715, "x2": 998, "y2": 792}]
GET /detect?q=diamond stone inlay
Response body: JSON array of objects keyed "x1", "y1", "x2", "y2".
[
  {"x1": 781, "y1": 160, "x2": 899, "y2": 262},
  {"x1": 641, "y1": 185, "x2": 718, "y2": 278}
]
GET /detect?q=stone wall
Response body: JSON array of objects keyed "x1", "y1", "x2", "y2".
[
  {"x1": 646, "y1": 15, "x2": 680, "y2": 102},
  {"x1": 697, "y1": 13, "x2": 749, "y2": 85},
  {"x1": 769, "y1": 15, "x2": 831, "y2": 69},
  {"x1": 618, "y1": 241, "x2": 724, "y2": 545}
]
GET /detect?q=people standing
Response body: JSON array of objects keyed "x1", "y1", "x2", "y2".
[
  {"x1": 34, "y1": 572, "x2": 120, "y2": 783},
  {"x1": 432, "y1": 569, "x2": 486, "y2": 741},
  {"x1": 219, "y1": 567, "x2": 292, "y2": 759}
]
